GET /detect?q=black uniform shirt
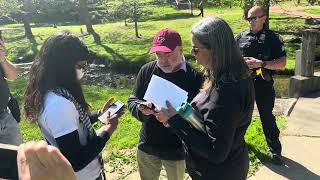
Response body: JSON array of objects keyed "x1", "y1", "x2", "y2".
[
  {"x1": 0, "y1": 67, "x2": 9, "y2": 110},
  {"x1": 236, "y1": 28, "x2": 286, "y2": 62}
]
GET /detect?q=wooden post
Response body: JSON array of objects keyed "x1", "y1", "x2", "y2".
[{"x1": 300, "y1": 30, "x2": 318, "y2": 76}]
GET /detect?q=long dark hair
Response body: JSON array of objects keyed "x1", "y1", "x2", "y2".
[
  {"x1": 24, "y1": 31, "x2": 90, "y2": 121},
  {"x1": 191, "y1": 16, "x2": 251, "y2": 93}
]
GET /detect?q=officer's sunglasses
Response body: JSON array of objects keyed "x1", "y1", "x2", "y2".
[{"x1": 246, "y1": 15, "x2": 265, "y2": 22}]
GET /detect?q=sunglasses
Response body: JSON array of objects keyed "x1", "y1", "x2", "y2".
[
  {"x1": 246, "y1": 15, "x2": 265, "y2": 22},
  {"x1": 191, "y1": 46, "x2": 206, "y2": 56}
]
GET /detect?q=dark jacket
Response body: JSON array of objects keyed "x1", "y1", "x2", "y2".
[
  {"x1": 128, "y1": 61, "x2": 203, "y2": 160},
  {"x1": 0, "y1": 67, "x2": 9, "y2": 111},
  {"x1": 168, "y1": 78, "x2": 255, "y2": 179}
]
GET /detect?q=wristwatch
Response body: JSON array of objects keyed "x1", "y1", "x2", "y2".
[{"x1": 261, "y1": 61, "x2": 266, "y2": 68}]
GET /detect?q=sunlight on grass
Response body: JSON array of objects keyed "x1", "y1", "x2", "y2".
[
  {"x1": 304, "y1": 8, "x2": 320, "y2": 14},
  {"x1": 3, "y1": 11, "x2": 303, "y2": 72}
]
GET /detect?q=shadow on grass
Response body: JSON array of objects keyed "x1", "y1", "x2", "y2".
[
  {"x1": 90, "y1": 32, "x2": 148, "y2": 73},
  {"x1": 92, "y1": 32, "x2": 126, "y2": 62},
  {"x1": 5, "y1": 35, "x2": 26, "y2": 43},
  {"x1": 269, "y1": 17, "x2": 302, "y2": 21},
  {"x1": 28, "y1": 36, "x2": 39, "y2": 56}
]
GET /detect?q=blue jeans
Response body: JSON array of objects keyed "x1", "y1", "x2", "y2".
[{"x1": 0, "y1": 109, "x2": 23, "y2": 145}]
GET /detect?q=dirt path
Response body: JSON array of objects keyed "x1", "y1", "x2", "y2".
[
  {"x1": 194, "y1": 5, "x2": 320, "y2": 19},
  {"x1": 269, "y1": 5, "x2": 320, "y2": 19}
]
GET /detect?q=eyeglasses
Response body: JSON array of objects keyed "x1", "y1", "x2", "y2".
[
  {"x1": 191, "y1": 46, "x2": 206, "y2": 56},
  {"x1": 246, "y1": 15, "x2": 265, "y2": 22}
]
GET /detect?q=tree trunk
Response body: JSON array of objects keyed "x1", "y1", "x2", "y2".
[
  {"x1": 22, "y1": 0, "x2": 34, "y2": 39},
  {"x1": 23, "y1": 17, "x2": 33, "y2": 39},
  {"x1": 263, "y1": 0, "x2": 270, "y2": 29},
  {"x1": 79, "y1": 0, "x2": 95, "y2": 34},
  {"x1": 133, "y1": 2, "x2": 139, "y2": 38},
  {"x1": 189, "y1": 0, "x2": 193, "y2": 15}
]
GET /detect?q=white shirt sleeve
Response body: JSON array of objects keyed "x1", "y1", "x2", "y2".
[{"x1": 42, "y1": 95, "x2": 79, "y2": 139}]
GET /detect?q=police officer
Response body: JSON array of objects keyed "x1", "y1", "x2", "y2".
[
  {"x1": 236, "y1": 5, "x2": 287, "y2": 165},
  {"x1": 0, "y1": 36, "x2": 23, "y2": 145}
]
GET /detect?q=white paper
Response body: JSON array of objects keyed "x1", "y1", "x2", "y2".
[{"x1": 143, "y1": 75, "x2": 188, "y2": 109}]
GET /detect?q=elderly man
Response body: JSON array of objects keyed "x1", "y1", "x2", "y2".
[
  {"x1": 236, "y1": 5, "x2": 287, "y2": 165},
  {"x1": 128, "y1": 28, "x2": 203, "y2": 180}
]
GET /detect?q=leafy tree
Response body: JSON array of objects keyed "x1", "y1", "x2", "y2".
[
  {"x1": 107, "y1": 0, "x2": 145, "y2": 38},
  {"x1": 0, "y1": 0, "x2": 34, "y2": 38}
]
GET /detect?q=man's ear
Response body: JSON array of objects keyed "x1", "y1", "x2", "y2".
[
  {"x1": 262, "y1": 15, "x2": 267, "y2": 22},
  {"x1": 177, "y1": 46, "x2": 183, "y2": 55}
]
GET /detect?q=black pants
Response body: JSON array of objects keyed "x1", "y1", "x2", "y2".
[{"x1": 254, "y1": 77, "x2": 282, "y2": 155}]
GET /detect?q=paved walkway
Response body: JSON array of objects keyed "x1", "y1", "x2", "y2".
[{"x1": 249, "y1": 91, "x2": 320, "y2": 180}]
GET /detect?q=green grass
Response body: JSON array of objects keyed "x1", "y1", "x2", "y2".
[
  {"x1": 304, "y1": 8, "x2": 320, "y2": 14},
  {"x1": 2, "y1": 9, "x2": 304, "y2": 73},
  {"x1": 9, "y1": 76, "x2": 287, "y2": 177}
]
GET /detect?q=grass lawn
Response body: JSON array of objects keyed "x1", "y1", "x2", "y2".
[
  {"x1": 1, "y1": 7, "x2": 305, "y2": 73},
  {"x1": 304, "y1": 8, "x2": 320, "y2": 14},
  {"x1": 9, "y1": 76, "x2": 287, "y2": 177}
]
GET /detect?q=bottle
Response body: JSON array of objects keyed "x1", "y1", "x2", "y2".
[{"x1": 176, "y1": 102, "x2": 206, "y2": 133}]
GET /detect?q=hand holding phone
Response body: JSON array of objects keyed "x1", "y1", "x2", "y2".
[
  {"x1": 138, "y1": 101, "x2": 156, "y2": 116},
  {"x1": 98, "y1": 100, "x2": 125, "y2": 123}
]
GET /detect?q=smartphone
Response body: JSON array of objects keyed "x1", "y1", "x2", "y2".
[
  {"x1": 138, "y1": 102, "x2": 156, "y2": 111},
  {"x1": 0, "y1": 143, "x2": 18, "y2": 179},
  {"x1": 98, "y1": 100, "x2": 125, "y2": 123}
]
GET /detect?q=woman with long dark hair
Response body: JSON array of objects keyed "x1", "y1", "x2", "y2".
[
  {"x1": 155, "y1": 16, "x2": 255, "y2": 179},
  {"x1": 24, "y1": 31, "x2": 123, "y2": 180}
]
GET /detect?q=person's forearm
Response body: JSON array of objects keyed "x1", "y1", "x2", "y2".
[
  {"x1": 264, "y1": 56, "x2": 286, "y2": 70},
  {"x1": 56, "y1": 129, "x2": 110, "y2": 172},
  {"x1": 128, "y1": 95, "x2": 150, "y2": 122},
  {"x1": 0, "y1": 58, "x2": 17, "y2": 80}
]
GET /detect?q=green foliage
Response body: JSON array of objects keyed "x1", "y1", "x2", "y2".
[
  {"x1": 304, "y1": 8, "x2": 320, "y2": 14},
  {"x1": 2, "y1": 11, "x2": 302, "y2": 73}
]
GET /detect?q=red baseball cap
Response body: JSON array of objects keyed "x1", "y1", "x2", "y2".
[{"x1": 149, "y1": 28, "x2": 182, "y2": 53}]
